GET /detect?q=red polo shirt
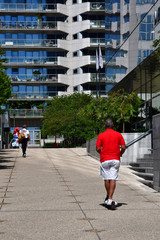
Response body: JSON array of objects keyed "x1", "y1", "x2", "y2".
[{"x1": 96, "y1": 129, "x2": 125, "y2": 162}]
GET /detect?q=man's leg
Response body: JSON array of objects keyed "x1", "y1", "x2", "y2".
[
  {"x1": 21, "y1": 141, "x2": 25, "y2": 156},
  {"x1": 104, "y1": 180, "x2": 116, "y2": 200}
]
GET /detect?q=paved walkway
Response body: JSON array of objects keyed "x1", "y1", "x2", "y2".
[{"x1": 0, "y1": 148, "x2": 160, "y2": 240}]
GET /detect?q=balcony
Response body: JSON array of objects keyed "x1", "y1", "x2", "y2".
[
  {"x1": 105, "y1": 22, "x2": 112, "y2": 31},
  {"x1": 10, "y1": 91, "x2": 66, "y2": 100},
  {"x1": 3, "y1": 57, "x2": 58, "y2": 66},
  {"x1": 10, "y1": 74, "x2": 58, "y2": 83},
  {"x1": 90, "y1": 20, "x2": 105, "y2": 29},
  {"x1": 105, "y1": 3, "x2": 113, "y2": 14},
  {"x1": 0, "y1": 21, "x2": 57, "y2": 30},
  {"x1": 90, "y1": 2, "x2": 105, "y2": 11},
  {"x1": 1, "y1": 39, "x2": 58, "y2": 48},
  {"x1": 90, "y1": 56, "x2": 105, "y2": 64},
  {"x1": 106, "y1": 58, "x2": 116, "y2": 66},
  {"x1": 90, "y1": 73, "x2": 106, "y2": 82},
  {"x1": 106, "y1": 40, "x2": 113, "y2": 48},
  {"x1": 9, "y1": 109, "x2": 44, "y2": 118},
  {"x1": 0, "y1": 3, "x2": 57, "y2": 12},
  {"x1": 90, "y1": 38, "x2": 105, "y2": 46}
]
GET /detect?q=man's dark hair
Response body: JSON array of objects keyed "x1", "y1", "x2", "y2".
[
  {"x1": 23, "y1": 125, "x2": 27, "y2": 129},
  {"x1": 104, "y1": 118, "x2": 114, "y2": 129}
]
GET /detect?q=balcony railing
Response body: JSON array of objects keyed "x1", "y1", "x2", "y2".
[
  {"x1": 90, "y1": 2, "x2": 105, "y2": 11},
  {"x1": 3, "y1": 57, "x2": 58, "y2": 65},
  {"x1": 90, "y1": 56, "x2": 105, "y2": 63},
  {"x1": 90, "y1": 38, "x2": 105, "y2": 46},
  {"x1": 105, "y1": 3, "x2": 113, "y2": 13},
  {"x1": 9, "y1": 109, "x2": 43, "y2": 117},
  {"x1": 0, "y1": 21, "x2": 57, "y2": 30},
  {"x1": 0, "y1": 3, "x2": 57, "y2": 12},
  {"x1": 10, "y1": 74, "x2": 58, "y2": 82},
  {"x1": 106, "y1": 58, "x2": 116, "y2": 65},
  {"x1": 90, "y1": 20, "x2": 105, "y2": 29},
  {"x1": 105, "y1": 23, "x2": 112, "y2": 30},
  {"x1": 11, "y1": 91, "x2": 64, "y2": 99},
  {"x1": 90, "y1": 73, "x2": 106, "y2": 82},
  {"x1": 1, "y1": 39, "x2": 58, "y2": 47}
]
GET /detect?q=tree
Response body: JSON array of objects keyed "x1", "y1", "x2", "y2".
[
  {"x1": 107, "y1": 89, "x2": 142, "y2": 132},
  {"x1": 0, "y1": 47, "x2": 11, "y2": 113},
  {"x1": 42, "y1": 93, "x2": 95, "y2": 145},
  {"x1": 42, "y1": 90, "x2": 141, "y2": 146}
]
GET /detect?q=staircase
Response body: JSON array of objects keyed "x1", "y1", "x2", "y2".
[{"x1": 129, "y1": 154, "x2": 153, "y2": 188}]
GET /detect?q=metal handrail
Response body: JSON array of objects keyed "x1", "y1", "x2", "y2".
[{"x1": 126, "y1": 129, "x2": 152, "y2": 149}]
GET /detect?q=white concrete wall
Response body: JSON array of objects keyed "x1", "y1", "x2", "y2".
[{"x1": 86, "y1": 133, "x2": 151, "y2": 165}]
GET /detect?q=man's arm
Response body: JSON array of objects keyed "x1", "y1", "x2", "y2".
[
  {"x1": 27, "y1": 133, "x2": 31, "y2": 143},
  {"x1": 120, "y1": 145, "x2": 126, "y2": 156},
  {"x1": 96, "y1": 146, "x2": 101, "y2": 154}
]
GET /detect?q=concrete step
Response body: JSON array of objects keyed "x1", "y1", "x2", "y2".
[
  {"x1": 136, "y1": 157, "x2": 153, "y2": 163},
  {"x1": 133, "y1": 172, "x2": 153, "y2": 181},
  {"x1": 139, "y1": 179, "x2": 153, "y2": 188},
  {"x1": 143, "y1": 154, "x2": 153, "y2": 159},
  {"x1": 130, "y1": 166, "x2": 153, "y2": 174},
  {"x1": 130, "y1": 162, "x2": 153, "y2": 168}
]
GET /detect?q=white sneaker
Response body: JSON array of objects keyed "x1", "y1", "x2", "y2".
[{"x1": 106, "y1": 199, "x2": 118, "y2": 206}]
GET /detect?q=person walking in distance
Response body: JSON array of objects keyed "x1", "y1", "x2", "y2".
[
  {"x1": 20, "y1": 125, "x2": 30, "y2": 157},
  {"x1": 96, "y1": 118, "x2": 126, "y2": 207}
]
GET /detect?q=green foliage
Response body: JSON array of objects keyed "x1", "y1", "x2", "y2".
[
  {"x1": 42, "y1": 90, "x2": 142, "y2": 146},
  {"x1": 0, "y1": 46, "x2": 11, "y2": 113},
  {"x1": 8, "y1": 100, "x2": 45, "y2": 109},
  {"x1": 107, "y1": 89, "x2": 142, "y2": 132}
]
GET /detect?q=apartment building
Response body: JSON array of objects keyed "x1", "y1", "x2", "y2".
[
  {"x1": 0, "y1": 0, "x2": 106, "y2": 145},
  {"x1": 0, "y1": 0, "x2": 106, "y2": 96}
]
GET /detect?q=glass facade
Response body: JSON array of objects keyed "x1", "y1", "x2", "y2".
[
  {"x1": 105, "y1": 0, "x2": 159, "y2": 92},
  {"x1": 110, "y1": 50, "x2": 160, "y2": 132}
]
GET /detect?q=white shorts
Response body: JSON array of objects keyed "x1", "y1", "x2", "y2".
[{"x1": 100, "y1": 160, "x2": 120, "y2": 180}]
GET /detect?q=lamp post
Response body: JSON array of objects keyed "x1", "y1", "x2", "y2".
[
  {"x1": 13, "y1": 113, "x2": 16, "y2": 130},
  {"x1": 74, "y1": 113, "x2": 76, "y2": 147}
]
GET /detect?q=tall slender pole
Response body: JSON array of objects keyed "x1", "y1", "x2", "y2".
[
  {"x1": 98, "y1": 67, "x2": 100, "y2": 97},
  {"x1": 96, "y1": 71, "x2": 98, "y2": 99},
  {"x1": 74, "y1": 113, "x2": 76, "y2": 147}
]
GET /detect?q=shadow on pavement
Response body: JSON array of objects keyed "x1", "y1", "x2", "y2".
[
  {"x1": 0, "y1": 165, "x2": 14, "y2": 169},
  {"x1": 100, "y1": 202, "x2": 127, "y2": 210},
  {"x1": 0, "y1": 150, "x2": 15, "y2": 170}
]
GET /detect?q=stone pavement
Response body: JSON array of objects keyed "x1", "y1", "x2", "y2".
[{"x1": 0, "y1": 147, "x2": 160, "y2": 240}]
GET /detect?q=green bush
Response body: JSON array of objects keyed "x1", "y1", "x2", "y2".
[{"x1": 43, "y1": 142, "x2": 63, "y2": 148}]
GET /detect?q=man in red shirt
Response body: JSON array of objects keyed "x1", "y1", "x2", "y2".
[{"x1": 96, "y1": 118, "x2": 126, "y2": 207}]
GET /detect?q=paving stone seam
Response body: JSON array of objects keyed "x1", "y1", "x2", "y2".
[
  {"x1": 44, "y1": 149, "x2": 103, "y2": 240},
  {"x1": 0, "y1": 150, "x2": 18, "y2": 211}
]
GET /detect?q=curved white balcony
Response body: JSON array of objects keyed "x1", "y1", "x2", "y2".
[
  {"x1": 0, "y1": 3, "x2": 57, "y2": 13},
  {"x1": 1, "y1": 39, "x2": 58, "y2": 48}
]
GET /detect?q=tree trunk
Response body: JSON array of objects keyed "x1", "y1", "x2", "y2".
[{"x1": 122, "y1": 122, "x2": 125, "y2": 133}]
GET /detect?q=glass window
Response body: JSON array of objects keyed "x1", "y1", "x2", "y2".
[
  {"x1": 19, "y1": 68, "x2": 25, "y2": 80},
  {"x1": 19, "y1": 85, "x2": 26, "y2": 92},
  {"x1": 12, "y1": 86, "x2": 18, "y2": 92},
  {"x1": 12, "y1": 34, "x2": 17, "y2": 40}
]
